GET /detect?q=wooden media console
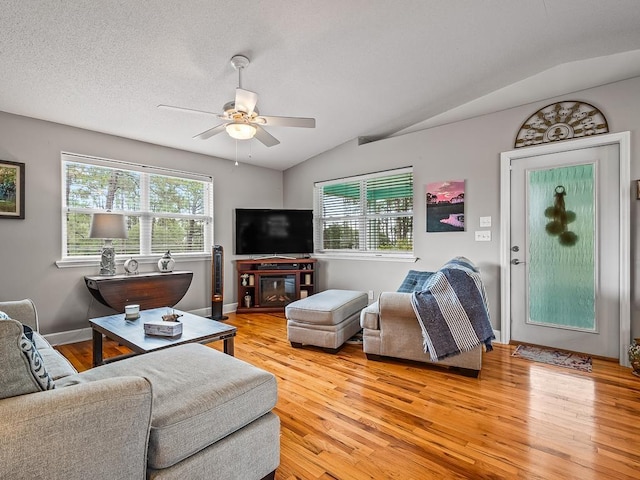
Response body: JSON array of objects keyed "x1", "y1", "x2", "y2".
[{"x1": 236, "y1": 258, "x2": 317, "y2": 313}]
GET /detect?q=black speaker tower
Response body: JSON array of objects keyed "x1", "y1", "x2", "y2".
[{"x1": 210, "y1": 245, "x2": 228, "y2": 320}]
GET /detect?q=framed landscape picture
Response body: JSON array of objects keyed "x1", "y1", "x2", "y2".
[
  {"x1": 425, "y1": 180, "x2": 465, "y2": 232},
  {"x1": 0, "y1": 160, "x2": 25, "y2": 219}
]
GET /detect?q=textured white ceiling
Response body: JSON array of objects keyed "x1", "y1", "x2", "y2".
[{"x1": 2, "y1": 1, "x2": 640, "y2": 170}]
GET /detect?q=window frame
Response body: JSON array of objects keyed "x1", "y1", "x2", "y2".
[
  {"x1": 313, "y1": 166, "x2": 415, "y2": 261},
  {"x1": 57, "y1": 152, "x2": 214, "y2": 268}
]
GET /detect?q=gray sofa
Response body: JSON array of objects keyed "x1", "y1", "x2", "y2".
[
  {"x1": 0, "y1": 299, "x2": 279, "y2": 480},
  {"x1": 360, "y1": 292, "x2": 483, "y2": 376}
]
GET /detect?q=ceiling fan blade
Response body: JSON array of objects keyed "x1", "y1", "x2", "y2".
[
  {"x1": 158, "y1": 104, "x2": 221, "y2": 117},
  {"x1": 254, "y1": 125, "x2": 280, "y2": 147},
  {"x1": 235, "y1": 88, "x2": 258, "y2": 115},
  {"x1": 256, "y1": 115, "x2": 316, "y2": 128},
  {"x1": 193, "y1": 123, "x2": 227, "y2": 140}
]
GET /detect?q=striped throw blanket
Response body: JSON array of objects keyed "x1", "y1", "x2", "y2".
[{"x1": 410, "y1": 257, "x2": 494, "y2": 361}]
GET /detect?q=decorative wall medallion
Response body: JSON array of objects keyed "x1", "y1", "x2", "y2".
[{"x1": 514, "y1": 101, "x2": 608, "y2": 148}]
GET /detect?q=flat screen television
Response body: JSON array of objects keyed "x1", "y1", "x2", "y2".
[{"x1": 234, "y1": 208, "x2": 314, "y2": 256}]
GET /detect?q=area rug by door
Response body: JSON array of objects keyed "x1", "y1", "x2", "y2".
[{"x1": 512, "y1": 345, "x2": 592, "y2": 372}]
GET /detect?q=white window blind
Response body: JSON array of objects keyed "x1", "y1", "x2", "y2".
[
  {"x1": 314, "y1": 167, "x2": 413, "y2": 255},
  {"x1": 61, "y1": 153, "x2": 213, "y2": 259}
]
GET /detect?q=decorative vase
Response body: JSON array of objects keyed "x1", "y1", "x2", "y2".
[
  {"x1": 158, "y1": 250, "x2": 175, "y2": 273},
  {"x1": 244, "y1": 293, "x2": 252, "y2": 309},
  {"x1": 629, "y1": 338, "x2": 640, "y2": 377}
]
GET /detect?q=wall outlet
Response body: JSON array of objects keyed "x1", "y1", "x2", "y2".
[
  {"x1": 368, "y1": 290, "x2": 375, "y2": 300},
  {"x1": 475, "y1": 230, "x2": 491, "y2": 241},
  {"x1": 479, "y1": 216, "x2": 492, "y2": 227}
]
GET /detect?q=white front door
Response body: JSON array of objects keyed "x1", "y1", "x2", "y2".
[
  {"x1": 502, "y1": 131, "x2": 630, "y2": 361},
  {"x1": 509, "y1": 144, "x2": 621, "y2": 358}
]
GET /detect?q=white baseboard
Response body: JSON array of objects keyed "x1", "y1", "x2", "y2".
[
  {"x1": 45, "y1": 327, "x2": 93, "y2": 346},
  {"x1": 493, "y1": 329, "x2": 503, "y2": 344},
  {"x1": 45, "y1": 303, "x2": 239, "y2": 346}
]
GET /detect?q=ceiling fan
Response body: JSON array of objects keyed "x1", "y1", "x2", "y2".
[{"x1": 158, "y1": 55, "x2": 315, "y2": 147}]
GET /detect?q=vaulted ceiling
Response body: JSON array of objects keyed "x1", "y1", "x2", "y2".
[{"x1": 2, "y1": 1, "x2": 640, "y2": 170}]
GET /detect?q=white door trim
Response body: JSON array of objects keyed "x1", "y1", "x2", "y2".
[{"x1": 500, "y1": 132, "x2": 630, "y2": 365}]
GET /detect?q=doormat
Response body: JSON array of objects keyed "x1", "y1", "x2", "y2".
[{"x1": 512, "y1": 345, "x2": 592, "y2": 372}]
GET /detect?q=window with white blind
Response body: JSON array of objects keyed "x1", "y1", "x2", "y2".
[
  {"x1": 314, "y1": 167, "x2": 413, "y2": 256},
  {"x1": 61, "y1": 153, "x2": 213, "y2": 260}
]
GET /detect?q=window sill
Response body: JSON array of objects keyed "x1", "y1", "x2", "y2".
[
  {"x1": 55, "y1": 253, "x2": 211, "y2": 268},
  {"x1": 313, "y1": 252, "x2": 418, "y2": 263}
]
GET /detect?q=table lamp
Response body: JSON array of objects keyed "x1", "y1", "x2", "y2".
[{"x1": 89, "y1": 212, "x2": 128, "y2": 276}]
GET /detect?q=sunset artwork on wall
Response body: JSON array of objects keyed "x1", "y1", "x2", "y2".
[{"x1": 425, "y1": 180, "x2": 465, "y2": 232}]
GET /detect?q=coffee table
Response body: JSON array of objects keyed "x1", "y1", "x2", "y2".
[{"x1": 89, "y1": 307, "x2": 237, "y2": 367}]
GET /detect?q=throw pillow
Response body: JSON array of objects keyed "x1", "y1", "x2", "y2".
[
  {"x1": 19, "y1": 333, "x2": 55, "y2": 391},
  {"x1": 397, "y1": 270, "x2": 434, "y2": 293},
  {"x1": 0, "y1": 310, "x2": 32, "y2": 340},
  {"x1": 0, "y1": 314, "x2": 55, "y2": 397}
]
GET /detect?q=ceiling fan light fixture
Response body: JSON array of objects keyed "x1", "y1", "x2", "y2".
[
  {"x1": 161, "y1": 53, "x2": 315, "y2": 149},
  {"x1": 226, "y1": 122, "x2": 256, "y2": 140}
]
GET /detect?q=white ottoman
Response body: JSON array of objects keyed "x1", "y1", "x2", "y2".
[{"x1": 285, "y1": 289, "x2": 368, "y2": 353}]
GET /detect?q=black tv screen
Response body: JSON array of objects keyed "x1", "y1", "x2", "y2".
[{"x1": 235, "y1": 209, "x2": 314, "y2": 256}]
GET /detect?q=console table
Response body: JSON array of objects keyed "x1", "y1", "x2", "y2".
[{"x1": 84, "y1": 271, "x2": 193, "y2": 313}]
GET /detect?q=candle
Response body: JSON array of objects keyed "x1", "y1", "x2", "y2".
[{"x1": 125, "y1": 304, "x2": 140, "y2": 319}]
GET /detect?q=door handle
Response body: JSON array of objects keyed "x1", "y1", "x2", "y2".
[{"x1": 511, "y1": 259, "x2": 525, "y2": 265}]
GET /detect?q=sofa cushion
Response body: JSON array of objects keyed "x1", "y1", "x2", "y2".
[
  {"x1": 285, "y1": 289, "x2": 368, "y2": 325},
  {"x1": 40, "y1": 347, "x2": 78, "y2": 381},
  {"x1": 0, "y1": 318, "x2": 55, "y2": 399},
  {"x1": 18, "y1": 328, "x2": 78, "y2": 381},
  {"x1": 397, "y1": 270, "x2": 434, "y2": 293},
  {"x1": 56, "y1": 343, "x2": 278, "y2": 470},
  {"x1": 31, "y1": 331, "x2": 52, "y2": 351}
]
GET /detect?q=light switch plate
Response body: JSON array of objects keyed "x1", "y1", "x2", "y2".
[
  {"x1": 479, "y1": 216, "x2": 492, "y2": 227},
  {"x1": 475, "y1": 230, "x2": 491, "y2": 241}
]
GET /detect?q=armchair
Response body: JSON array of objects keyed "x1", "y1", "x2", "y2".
[{"x1": 360, "y1": 291, "x2": 483, "y2": 377}]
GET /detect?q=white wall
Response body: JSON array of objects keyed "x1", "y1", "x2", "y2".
[
  {"x1": 284, "y1": 76, "x2": 640, "y2": 339},
  {"x1": 0, "y1": 112, "x2": 283, "y2": 335}
]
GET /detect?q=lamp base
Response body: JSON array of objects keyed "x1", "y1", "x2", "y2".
[{"x1": 99, "y1": 244, "x2": 116, "y2": 276}]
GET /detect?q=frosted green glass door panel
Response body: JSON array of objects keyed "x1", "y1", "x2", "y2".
[{"x1": 527, "y1": 164, "x2": 596, "y2": 331}]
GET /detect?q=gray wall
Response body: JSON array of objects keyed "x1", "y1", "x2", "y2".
[
  {"x1": 2, "y1": 75, "x2": 639, "y2": 341},
  {"x1": 0, "y1": 112, "x2": 283, "y2": 335},
  {"x1": 283, "y1": 76, "x2": 640, "y2": 340}
]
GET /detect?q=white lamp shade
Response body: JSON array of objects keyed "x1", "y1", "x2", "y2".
[
  {"x1": 89, "y1": 212, "x2": 128, "y2": 239},
  {"x1": 226, "y1": 122, "x2": 257, "y2": 140}
]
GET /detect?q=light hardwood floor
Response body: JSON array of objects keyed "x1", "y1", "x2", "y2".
[{"x1": 55, "y1": 313, "x2": 640, "y2": 480}]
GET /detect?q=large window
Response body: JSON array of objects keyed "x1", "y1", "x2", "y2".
[
  {"x1": 314, "y1": 167, "x2": 413, "y2": 256},
  {"x1": 61, "y1": 153, "x2": 213, "y2": 260}
]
